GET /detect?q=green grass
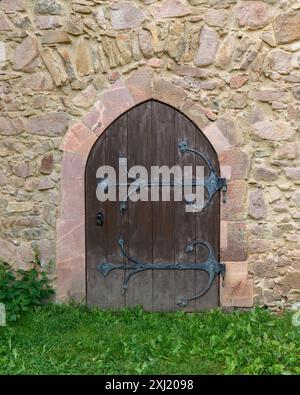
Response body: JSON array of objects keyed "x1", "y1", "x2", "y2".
[{"x1": 0, "y1": 304, "x2": 299, "y2": 375}]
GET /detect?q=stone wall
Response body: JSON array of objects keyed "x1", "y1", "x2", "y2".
[{"x1": 0, "y1": 0, "x2": 300, "y2": 309}]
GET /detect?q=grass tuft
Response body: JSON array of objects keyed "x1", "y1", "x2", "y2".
[{"x1": 0, "y1": 304, "x2": 299, "y2": 375}]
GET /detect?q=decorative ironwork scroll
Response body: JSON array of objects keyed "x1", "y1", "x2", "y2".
[
  {"x1": 97, "y1": 140, "x2": 227, "y2": 214},
  {"x1": 177, "y1": 140, "x2": 227, "y2": 209},
  {"x1": 97, "y1": 236, "x2": 226, "y2": 307}
]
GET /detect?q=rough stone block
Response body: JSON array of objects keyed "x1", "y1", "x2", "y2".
[
  {"x1": 60, "y1": 123, "x2": 97, "y2": 157},
  {"x1": 221, "y1": 222, "x2": 247, "y2": 261},
  {"x1": 61, "y1": 152, "x2": 86, "y2": 180},
  {"x1": 221, "y1": 180, "x2": 247, "y2": 221},
  {"x1": 83, "y1": 80, "x2": 135, "y2": 135},
  {"x1": 202, "y1": 123, "x2": 231, "y2": 154},
  {"x1": 219, "y1": 149, "x2": 251, "y2": 180},
  {"x1": 61, "y1": 179, "x2": 85, "y2": 219},
  {"x1": 220, "y1": 262, "x2": 253, "y2": 307}
]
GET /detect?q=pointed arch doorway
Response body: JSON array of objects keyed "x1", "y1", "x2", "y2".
[{"x1": 85, "y1": 100, "x2": 224, "y2": 311}]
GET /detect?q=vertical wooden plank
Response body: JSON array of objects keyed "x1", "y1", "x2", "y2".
[
  {"x1": 174, "y1": 112, "x2": 196, "y2": 312},
  {"x1": 151, "y1": 101, "x2": 175, "y2": 311},
  {"x1": 86, "y1": 133, "x2": 107, "y2": 308},
  {"x1": 105, "y1": 115, "x2": 128, "y2": 309},
  {"x1": 126, "y1": 101, "x2": 153, "y2": 310},
  {"x1": 86, "y1": 100, "x2": 220, "y2": 312},
  {"x1": 194, "y1": 130, "x2": 220, "y2": 310}
]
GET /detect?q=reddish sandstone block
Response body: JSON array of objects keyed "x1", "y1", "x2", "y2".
[
  {"x1": 56, "y1": 256, "x2": 86, "y2": 303},
  {"x1": 56, "y1": 219, "x2": 86, "y2": 302},
  {"x1": 220, "y1": 165, "x2": 231, "y2": 180},
  {"x1": 220, "y1": 221, "x2": 228, "y2": 251},
  {"x1": 125, "y1": 67, "x2": 153, "y2": 104},
  {"x1": 220, "y1": 262, "x2": 253, "y2": 307},
  {"x1": 61, "y1": 152, "x2": 86, "y2": 180},
  {"x1": 153, "y1": 77, "x2": 187, "y2": 109},
  {"x1": 219, "y1": 149, "x2": 251, "y2": 180},
  {"x1": 230, "y1": 75, "x2": 248, "y2": 89},
  {"x1": 60, "y1": 123, "x2": 97, "y2": 157},
  {"x1": 221, "y1": 180, "x2": 247, "y2": 221},
  {"x1": 221, "y1": 222, "x2": 247, "y2": 261},
  {"x1": 40, "y1": 153, "x2": 54, "y2": 175},
  {"x1": 61, "y1": 179, "x2": 85, "y2": 219},
  {"x1": 181, "y1": 100, "x2": 212, "y2": 129},
  {"x1": 202, "y1": 123, "x2": 231, "y2": 154},
  {"x1": 83, "y1": 80, "x2": 135, "y2": 135},
  {"x1": 56, "y1": 219, "x2": 85, "y2": 264}
]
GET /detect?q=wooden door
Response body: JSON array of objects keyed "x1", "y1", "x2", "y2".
[{"x1": 86, "y1": 100, "x2": 222, "y2": 311}]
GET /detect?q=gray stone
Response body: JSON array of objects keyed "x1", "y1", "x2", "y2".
[
  {"x1": 267, "y1": 50, "x2": 293, "y2": 74},
  {"x1": 94, "y1": 6, "x2": 107, "y2": 29},
  {"x1": 139, "y1": 29, "x2": 154, "y2": 58},
  {"x1": 34, "y1": 15, "x2": 62, "y2": 29},
  {"x1": 0, "y1": 13, "x2": 12, "y2": 31},
  {"x1": 194, "y1": 26, "x2": 219, "y2": 67},
  {"x1": 23, "y1": 229, "x2": 44, "y2": 241},
  {"x1": 38, "y1": 177, "x2": 55, "y2": 190},
  {"x1": 215, "y1": 35, "x2": 236, "y2": 69},
  {"x1": 65, "y1": 21, "x2": 83, "y2": 36},
  {"x1": 74, "y1": 37, "x2": 94, "y2": 77},
  {"x1": 41, "y1": 31, "x2": 70, "y2": 44},
  {"x1": 2, "y1": 0, "x2": 26, "y2": 12},
  {"x1": 34, "y1": 0, "x2": 62, "y2": 15},
  {"x1": 110, "y1": 3, "x2": 145, "y2": 30},
  {"x1": 252, "y1": 89, "x2": 287, "y2": 103},
  {"x1": 22, "y1": 72, "x2": 54, "y2": 91},
  {"x1": 285, "y1": 167, "x2": 300, "y2": 180},
  {"x1": 0, "y1": 170, "x2": 7, "y2": 186},
  {"x1": 0, "y1": 240, "x2": 16, "y2": 264},
  {"x1": 252, "y1": 261, "x2": 277, "y2": 278},
  {"x1": 72, "y1": 85, "x2": 97, "y2": 109},
  {"x1": 292, "y1": 85, "x2": 300, "y2": 100},
  {"x1": 151, "y1": 0, "x2": 190, "y2": 19},
  {"x1": 228, "y1": 93, "x2": 248, "y2": 109},
  {"x1": 1, "y1": 42, "x2": 6, "y2": 62},
  {"x1": 41, "y1": 48, "x2": 68, "y2": 86},
  {"x1": 204, "y1": 9, "x2": 228, "y2": 28},
  {"x1": 209, "y1": 0, "x2": 237, "y2": 5},
  {"x1": 14, "y1": 35, "x2": 39, "y2": 72},
  {"x1": 279, "y1": 271, "x2": 300, "y2": 290},
  {"x1": 7, "y1": 202, "x2": 33, "y2": 213},
  {"x1": 274, "y1": 11, "x2": 300, "y2": 44},
  {"x1": 14, "y1": 162, "x2": 31, "y2": 178},
  {"x1": 254, "y1": 166, "x2": 278, "y2": 181},
  {"x1": 292, "y1": 190, "x2": 300, "y2": 207},
  {"x1": 0, "y1": 117, "x2": 25, "y2": 136},
  {"x1": 248, "y1": 188, "x2": 267, "y2": 219},
  {"x1": 252, "y1": 120, "x2": 294, "y2": 141},
  {"x1": 235, "y1": 1, "x2": 272, "y2": 29},
  {"x1": 260, "y1": 30, "x2": 276, "y2": 47},
  {"x1": 34, "y1": 239, "x2": 56, "y2": 272},
  {"x1": 27, "y1": 112, "x2": 69, "y2": 136}
]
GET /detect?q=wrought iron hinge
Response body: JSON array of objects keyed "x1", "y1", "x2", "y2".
[
  {"x1": 178, "y1": 140, "x2": 227, "y2": 209},
  {"x1": 97, "y1": 140, "x2": 227, "y2": 214},
  {"x1": 98, "y1": 236, "x2": 226, "y2": 307}
]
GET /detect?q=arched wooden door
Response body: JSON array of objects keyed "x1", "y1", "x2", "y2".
[{"x1": 86, "y1": 100, "x2": 224, "y2": 311}]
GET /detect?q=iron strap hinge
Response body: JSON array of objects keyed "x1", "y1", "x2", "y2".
[
  {"x1": 97, "y1": 140, "x2": 227, "y2": 214},
  {"x1": 98, "y1": 236, "x2": 226, "y2": 308},
  {"x1": 178, "y1": 140, "x2": 227, "y2": 206}
]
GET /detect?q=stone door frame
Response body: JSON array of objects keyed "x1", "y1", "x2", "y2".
[{"x1": 57, "y1": 68, "x2": 253, "y2": 308}]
